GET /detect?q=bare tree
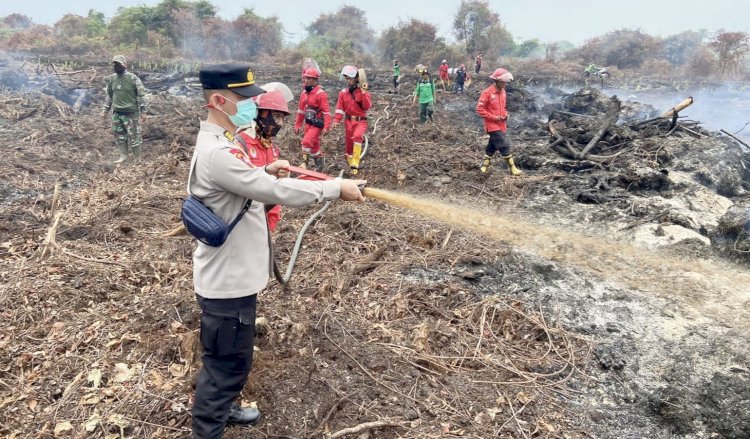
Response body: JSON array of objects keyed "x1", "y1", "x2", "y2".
[{"x1": 709, "y1": 29, "x2": 749, "y2": 78}]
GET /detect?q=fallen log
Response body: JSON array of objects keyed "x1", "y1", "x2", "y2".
[
  {"x1": 679, "y1": 125, "x2": 707, "y2": 138},
  {"x1": 663, "y1": 97, "x2": 694, "y2": 130},
  {"x1": 551, "y1": 109, "x2": 595, "y2": 119},
  {"x1": 551, "y1": 141, "x2": 625, "y2": 163},
  {"x1": 547, "y1": 123, "x2": 623, "y2": 163},
  {"x1": 577, "y1": 97, "x2": 621, "y2": 159},
  {"x1": 547, "y1": 122, "x2": 578, "y2": 157},
  {"x1": 662, "y1": 97, "x2": 694, "y2": 118}
]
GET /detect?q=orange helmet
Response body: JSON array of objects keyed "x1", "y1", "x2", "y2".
[
  {"x1": 489, "y1": 68, "x2": 513, "y2": 82},
  {"x1": 302, "y1": 67, "x2": 320, "y2": 79}
]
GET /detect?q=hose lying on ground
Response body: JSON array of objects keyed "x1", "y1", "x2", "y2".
[{"x1": 273, "y1": 136, "x2": 370, "y2": 285}]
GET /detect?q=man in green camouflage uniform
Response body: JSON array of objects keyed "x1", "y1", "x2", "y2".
[{"x1": 103, "y1": 55, "x2": 148, "y2": 164}]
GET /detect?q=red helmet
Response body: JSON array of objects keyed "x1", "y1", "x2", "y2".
[
  {"x1": 254, "y1": 82, "x2": 293, "y2": 115},
  {"x1": 254, "y1": 90, "x2": 290, "y2": 115},
  {"x1": 489, "y1": 68, "x2": 513, "y2": 82},
  {"x1": 302, "y1": 67, "x2": 320, "y2": 79}
]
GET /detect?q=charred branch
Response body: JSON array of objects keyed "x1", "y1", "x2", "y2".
[{"x1": 578, "y1": 97, "x2": 621, "y2": 159}]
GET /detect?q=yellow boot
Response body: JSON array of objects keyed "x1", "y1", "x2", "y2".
[
  {"x1": 299, "y1": 152, "x2": 310, "y2": 169},
  {"x1": 502, "y1": 155, "x2": 523, "y2": 176},
  {"x1": 350, "y1": 142, "x2": 362, "y2": 175},
  {"x1": 480, "y1": 154, "x2": 492, "y2": 173}
]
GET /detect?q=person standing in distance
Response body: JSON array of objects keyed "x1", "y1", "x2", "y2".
[{"x1": 102, "y1": 55, "x2": 147, "y2": 164}]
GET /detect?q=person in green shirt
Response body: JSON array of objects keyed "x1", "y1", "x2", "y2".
[
  {"x1": 102, "y1": 55, "x2": 148, "y2": 164},
  {"x1": 392, "y1": 59, "x2": 401, "y2": 93},
  {"x1": 412, "y1": 69, "x2": 436, "y2": 123}
]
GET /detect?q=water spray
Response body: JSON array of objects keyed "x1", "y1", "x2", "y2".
[
  {"x1": 284, "y1": 164, "x2": 748, "y2": 301},
  {"x1": 365, "y1": 187, "x2": 749, "y2": 301}
]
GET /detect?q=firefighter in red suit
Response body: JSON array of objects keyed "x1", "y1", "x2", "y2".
[
  {"x1": 332, "y1": 65, "x2": 371, "y2": 175},
  {"x1": 235, "y1": 83, "x2": 294, "y2": 231},
  {"x1": 294, "y1": 68, "x2": 331, "y2": 172},
  {"x1": 439, "y1": 59, "x2": 450, "y2": 85},
  {"x1": 476, "y1": 68, "x2": 522, "y2": 176}
]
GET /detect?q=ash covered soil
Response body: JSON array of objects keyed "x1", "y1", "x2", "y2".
[{"x1": 1, "y1": 60, "x2": 749, "y2": 439}]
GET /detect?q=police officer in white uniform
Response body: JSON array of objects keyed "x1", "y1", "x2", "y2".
[{"x1": 190, "y1": 63, "x2": 365, "y2": 438}]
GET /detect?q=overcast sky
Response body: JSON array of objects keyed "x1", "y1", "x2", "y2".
[{"x1": 2, "y1": 0, "x2": 748, "y2": 45}]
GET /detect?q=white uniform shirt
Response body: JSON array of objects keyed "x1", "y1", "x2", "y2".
[{"x1": 189, "y1": 121, "x2": 340, "y2": 298}]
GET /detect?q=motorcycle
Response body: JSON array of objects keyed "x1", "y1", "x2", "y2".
[{"x1": 582, "y1": 66, "x2": 610, "y2": 80}]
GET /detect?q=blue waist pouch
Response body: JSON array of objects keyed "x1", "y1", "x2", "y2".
[{"x1": 181, "y1": 195, "x2": 251, "y2": 247}]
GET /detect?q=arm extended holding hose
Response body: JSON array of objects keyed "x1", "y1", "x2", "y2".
[{"x1": 271, "y1": 164, "x2": 366, "y2": 285}]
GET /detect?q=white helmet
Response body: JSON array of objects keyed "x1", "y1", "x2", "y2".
[
  {"x1": 442, "y1": 59, "x2": 447, "y2": 63},
  {"x1": 339, "y1": 65, "x2": 358, "y2": 80}
]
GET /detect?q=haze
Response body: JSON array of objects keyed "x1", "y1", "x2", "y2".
[{"x1": 3, "y1": 0, "x2": 748, "y2": 44}]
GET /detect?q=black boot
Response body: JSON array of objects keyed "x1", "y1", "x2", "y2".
[
  {"x1": 313, "y1": 155, "x2": 325, "y2": 172},
  {"x1": 227, "y1": 404, "x2": 261, "y2": 425}
]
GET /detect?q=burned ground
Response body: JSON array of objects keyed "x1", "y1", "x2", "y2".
[{"x1": 0, "y1": 60, "x2": 749, "y2": 439}]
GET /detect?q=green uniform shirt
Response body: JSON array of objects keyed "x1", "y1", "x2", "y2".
[
  {"x1": 104, "y1": 71, "x2": 147, "y2": 114},
  {"x1": 415, "y1": 80, "x2": 435, "y2": 104},
  {"x1": 393, "y1": 65, "x2": 401, "y2": 77}
]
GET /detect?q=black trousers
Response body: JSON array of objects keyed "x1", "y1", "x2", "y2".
[
  {"x1": 485, "y1": 130, "x2": 511, "y2": 157},
  {"x1": 192, "y1": 294, "x2": 257, "y2": 439}
]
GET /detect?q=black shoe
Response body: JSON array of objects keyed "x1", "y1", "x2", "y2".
[
  {"x1": 313, "y1": 156, "x2": 325, "y2": 172},
  {"x1": 227, "y1": 404, "x2": 261, "y2": 425}
]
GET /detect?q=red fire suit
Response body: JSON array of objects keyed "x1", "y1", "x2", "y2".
[
  {"x1": 476, "y1": 84, "x2": 508, "y2": 133},
  {"x1": 439, "y1": 63, "x2": 449, "y2": 81},
  {"x1": 333, "y1": 87, "x2": 371, "y2": 155},
  {"x1": 294, "y1": 85, "x2": 331, "y2": 157},
  {"x1": 476, "y1": 84, "x2": 512, "y2": 157},
  {"x1": 236, "y1": 131, "x2": 282, "y2": 232}
]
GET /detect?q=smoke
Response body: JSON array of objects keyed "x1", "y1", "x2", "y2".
[
  {"x1": 533, "y1": 82, "x2": 750, "y2": 145},
  {"x1": 0, "y1": 57, "x2": 93, "y2": 111},
  {"x1": 605, "y1": 82, "x2": 750, "y2": 143}
]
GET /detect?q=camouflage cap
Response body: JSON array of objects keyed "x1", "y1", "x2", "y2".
[{"x1": 112, "y1": 55, "x2": 127, "y2": 66}]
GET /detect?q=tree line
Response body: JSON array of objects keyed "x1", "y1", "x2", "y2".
[{"x1": 1, "y1": 0, "x2": 747, "y2": 78}]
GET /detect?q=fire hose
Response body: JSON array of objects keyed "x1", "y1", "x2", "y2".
[{"x1": 273, "y1": 135, "x2": 369, "y2": 285}]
